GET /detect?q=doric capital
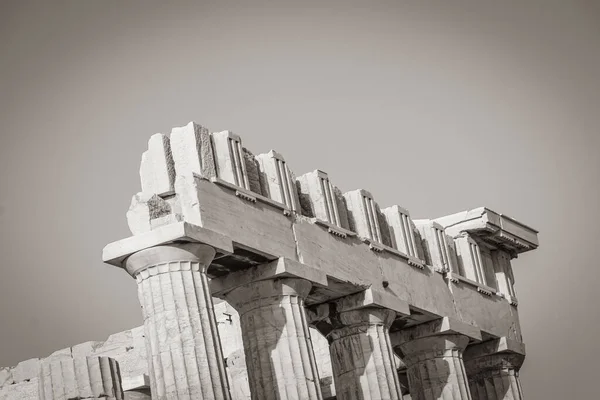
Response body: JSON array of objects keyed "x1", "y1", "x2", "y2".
[
  {"x1": 334, "y1": 307, "x2": 396, "y2": 328},
  {"x1": 400, "y1": 334, "x2": 470, "y2": 363},
  {"x1": 391, "y1": 316, "x2": 481, "y2": 349},
  {"x1": 124, "y1": 242, "x2": 216, "y2": 278},
  {"x1": 223, "y1": 277, "x2": 313, "y2": 313},
  {"x1": 463, "y1": 337, "x2": 526, "y2": 377},
  {"x1": 210, "y1": 257, "x2": 327, "y2": 297}
]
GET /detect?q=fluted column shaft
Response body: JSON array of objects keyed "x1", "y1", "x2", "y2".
[
  {"x1": 224, "y1": 278, "x2": 323, "y2": 400},
  {"x1": 465, "y1": 353, "x2": 525, "y2": 400},
  {"x1": 399, "y1": 334, "x2": 472, "y2": 400},
  {"x1": 125, "y1": 243, "x2": 231, "y2": 400},
  {"x1": 38, "y1": 356, "x2": 123, "y2": 400},
  {"x1": 328, "y1": 308, "x2": 401, "y2": 400}
]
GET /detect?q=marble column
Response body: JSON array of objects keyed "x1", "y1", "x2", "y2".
[
  {"x1": 38, "y1": 356, "x2": 123, "y2": 400},
  {"x1": 464, "y1": 353, "x2": 525, "y2": 400},
  {"x1": 398, "y1": 334, "x2": 472, "y2": 400},
  {"x1": 125, "y1": 243, "x2": 231, "y2": 400},
  {"x1": 328, "y1": 307, "x2": 401, "y2": 400},
  {"x1": 223, "y1": 278, "x2": 323, "y2": 400}
]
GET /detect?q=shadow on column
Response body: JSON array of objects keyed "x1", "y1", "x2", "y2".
[
  {"x1": 222, "y1": 278, "x2": 323, "y2": 400},
  {"x1": 393, "y1": 335, "x2": 472, "y2": 400}
]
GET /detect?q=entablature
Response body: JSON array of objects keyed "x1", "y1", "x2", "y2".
[
  {"x1": 434, "y1": 207, "x2": 539, "y2": 257},
  {"x1": 108, "y1": 120, "x2": 539, "y2": 344}
]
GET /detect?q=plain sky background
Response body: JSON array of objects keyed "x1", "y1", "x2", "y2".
[{"x1": 1, "y1": 1, "x2": 599, "y2": 398}]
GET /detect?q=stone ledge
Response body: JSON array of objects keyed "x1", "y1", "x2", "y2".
[
  {"x1": 306, "y1": 287, "x2": 411, "y2": 324},
  {"x1": 210, "y1": 257, "x2": 328, "y2": 296},
  {"x1": 447, "y1": 272, "x2": 498, "y2": 298},
  {"x1": 313, "y1": 218, "x2": 356, "y2": 238},
  {"x1": 464, "y1": 337, "x2": 526, "y2": 360},
  {"x1": 391, "y1": 316, "x2": 483, "y2": 346},
  {"x1": 211, "y1": 176, "x2": 293, "y2": 215},
  {"x1": 102, "y1": 222, "x2": 234, "y2": 267},
  {"x1": 332, "y1": 288, "x2": 411, "y2": 316}
]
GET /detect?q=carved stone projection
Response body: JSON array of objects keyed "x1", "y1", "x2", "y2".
[
  {"x1": 0, "y1": 121, "x2": 540, "y2": 400},
  {"x1": 463, "y1": 338, "x2": 526, "y2": 400}
]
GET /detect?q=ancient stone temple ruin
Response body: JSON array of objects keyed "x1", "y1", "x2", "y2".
[{"x1": 0, "y1": 122, "x2": 539, "y2": 400}]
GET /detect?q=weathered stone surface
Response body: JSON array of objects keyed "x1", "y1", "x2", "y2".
[
  {"x1": 255, "y1": 150, "x2": 300, "y2": 212},
  {"x1": 71, "y1": 341, "x2": 103, "y2": 358},
  {"x1": 125, "y1": 243, "x2": 231, "y2": 400},
  {"x1": 0, "y1": 380, "x2": 37, "y2": 400},
  {"x1": 382, "y1": 206, "x2": 420, "y2": 260},
  {"x1": 140, "y1": 133, "x2": 175, "y2": 196},
  {"x1": 212, "y1": 131, "x2": 250, "y2": 190},
  {"x1": 343, "y1": 189, "x2": 383, "y2": 244},
  {"x1": 391, "y1": 317, "x2": 482, "y2": 344},
  {"x1": 223, "y1": 278, "x2": 323, "y2": 400},
  {"x1": 293, "y1": 219, "x2": 459, "y2": 319},
  {"x1": 492, "y1": 250, "x2": 518, "y2": 303},
  {"x1": 225, "y1": 349, "x2": 251, "y2": 400},
  {"x1": 124, "y1": 389, "x2": 152, "y2": 400},
  {"x1": 126, "y1": 193, "x2": 179, "y2": 235},
  {"x1": 96, "y1": 121, "x2": 541, "y2": 400},
  {"x1": 170, "y1": 122, "x2": 216, "y2": 179},
  {"x1": 91, "y1": 327, "x2": 147, "y2": 381},
  {"x1": 449, "y1": 280, "x2": 522, "y2": 342},
  {"x1": 13, "y1": 358, "x2": 39, "y2": 383},
  {"x1": 0, "y1": 368, "x2": 13, "y2": 387},
  {"x1": 38, "y1": 356, "x2": 124, "y2": 400},
  {"x1": 434, "y1": 207, "x2": 539, "y2": 253},
  {"x1": 463, "y1": 339, "x2": 525, "y2": 400},
  {"x1": 311, "y1": 331, "x2": 335, "y2": 398},
  {"x1": 396, "y1": 334, "x2": 472, "y2": 400},
  {"x1": 328, "y1": 307, "x2": 401, "y2": 400},
  {"x1": 38, "y1": 354, "x2": 123, "y2": 400},
  {"x1": 392, "y1": 319, "x2": 480, "y2": 400},
  {"x1": 242, "y1": 147, "x2": 262, "y2": 195},
  {"x1": 414, "y1": 220, "x2": 456, "y2": 272},
  {"x1": 175, "y1": 175, "x2": 298, "y2": 260},
  {"x1": 211, "y1": 257, "x2": 327, "y2": 297},
  {"x1": 120, "y1": 374, "x2": 149, "y2": 392},
  {"x1": 296, "y1": 170, "x2": 349, "y2": 229},
  {"x1": 103, "y1": 221, "x2": 233, "y2": 268}
]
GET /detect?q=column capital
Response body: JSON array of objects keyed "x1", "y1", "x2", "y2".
[
  {"x1": 224, "y1": 277, "x2": 313, "y2": 313},
  {"x1": 308, "y1": 288, "x2": 410, "y2": 322},
  {"x1": 102, "y1": 221, "x2": 233, "y2": 268},
  {"x1": 464, "y1": 338, "x2": 526, "y2": 400},
  {"x1": 463, "y1": 336, "x2": 526, "y2": 360},
  {"x1": 220, "y1": 273, "x2": 323, "y2": 399},
  {"x1": 463, "y1": 337, "x2": 526, "y2": 377},
  {"x1": 392, "y1": 319, "x2": 477, "y2": 400},
  {"x1": 325, "y1": 297, "x2": 403, "y2": 399},
  {"x1": 330, "y1": 307, "x2": 397, "y2": 335},
  {"x1": 210, "y1": 257, "x2": 327, "y2": 297},
  {"x1": 124, "y1": 242, "x2": 216, "y2": 278},
  {"x1": 391, "y1": 316, "x2": 482, "y2": 350},
  {"x1": 396, "y1": 334, "x2": 470, "y2": 365},
  {"x1": 465, "y1": 353, "x2": 525, "y2": 377}
]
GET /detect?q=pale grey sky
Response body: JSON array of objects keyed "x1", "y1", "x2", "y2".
[{"x1": 1, "y1": 1, "x2": 599, "y2": 398}]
